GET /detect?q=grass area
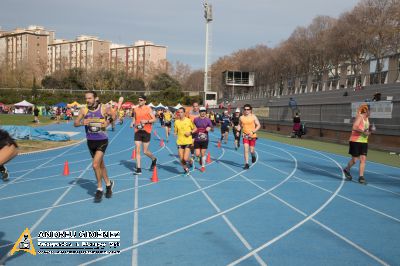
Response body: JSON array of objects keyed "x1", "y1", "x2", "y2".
[
  {"x1": 257, "y1": 131, "x2": 399, "y2": 168},
  {"x1": 0, "y1": 114, "x2": 57, "y2": 126},
  {"x1": 17, "y1": 139, "x2": 80, "y2": 153}
]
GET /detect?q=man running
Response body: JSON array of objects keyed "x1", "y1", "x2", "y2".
[
  {"x1": 74, "y1": 91, "x2": 115, "y2": 202},
  {"x1": 231, "y1": 108, "x2": 242, "y2": 150},
  {"x1": 163, "y1": 107, "x2": 173, "y2": 143},
  {"x1": 174, "y1": 107, "x2": 196, "y2": 175},
  {"x1": 130, "y1": 95, "x2": 157, "y2": 175},
  {"x1": 193, "y1": 107, "x2": 213, "y2": 172},
  {"x1": 239, "y1": 104, "x2": 261, "y2": 170},
  {"x1": 0, "y1": 129, "x2": 18, "y2": 181},
  {"x1": 219, "y1": 110, "x2": 231, "y2": 144}
]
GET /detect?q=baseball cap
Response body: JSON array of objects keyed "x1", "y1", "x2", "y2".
[
  {"x1": 199, "y1": 107, "x2": 206, "y2": 112},
  {"x1": 224, "y1": 110, "x2": 228, "y2": 113},
  {"x1": 235, "y1": 108, "x2": 240, "y2": 113},
  {"x1": 138, "y1": 95, "x2": 147, "y2": 100}
]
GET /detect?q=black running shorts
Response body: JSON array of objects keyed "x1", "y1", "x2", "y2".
[
  {"x1": 134, "y1": 130, "x2": 151, "y2": 143},
  {"x1": 194, "y1": 141, "x2": 208, "y2": 149},
  {"x1": 177, "y1": 144, "x2": 192, "y2": 150},
  {"x1": 348, "y1": 141, "x2": 368, "y2": 157},
  {"x1": 87, "y1": 139, "x2": 108, "y2": 158}
]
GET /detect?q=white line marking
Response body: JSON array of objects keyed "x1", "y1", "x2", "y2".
[
  {"x1": 227, "y1": 146, "x2": 345, "y2": 266},
  {"x1": 132, "y1": 173, "x2": 139, "y2": 266},
  {"x1": 79, "y1": 147, "x2": 297, "y2": 265}
]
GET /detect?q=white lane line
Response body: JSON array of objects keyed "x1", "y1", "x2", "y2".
[
  {"x1": 165, "y1": 144, "x2": 264, "y2": 264},
  {"x1": 270, "y1": 192, "x2": 389, "y2": 266},
  {"x1": 227, "y1": 146, "x2": 345, "y2": 266},
  {"x1": 258, "y1": 149, "x2": 400, "y2": 223},
  {"x1": 261, "y1": 147, "x2": 400, "y2": 198},
  {"x1": 257, "y1": 141, "x2": 400, "y2": 180},
  {"x1": 0, "y1": 140, "x2": 84, "y2": 191},
  {"x1": 132, "y1": 173, "x2": 139, "y2": 266},
  {"x1": 189, "y1": 172, "x2": 267, "y2": 266},
  {"x1": 78, "y1": 148, "x2": 298, "y2": 265}
]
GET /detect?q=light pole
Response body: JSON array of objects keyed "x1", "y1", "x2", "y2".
[{"x1": 203, "y1": 1, "x2": 212, "y2": 93}]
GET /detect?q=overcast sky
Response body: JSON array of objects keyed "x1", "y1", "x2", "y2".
[{"x1": 1, "y1": 0, "x2": 360, "y2": 70}]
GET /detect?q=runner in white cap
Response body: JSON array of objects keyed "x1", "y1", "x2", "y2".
[{"x1": 231, "y1": 108, "x2": 242, "y2": 150}]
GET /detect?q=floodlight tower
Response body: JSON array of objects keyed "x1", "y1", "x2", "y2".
[{"x1": 203, "y1": 1, "x2": 212, "y2": 92}]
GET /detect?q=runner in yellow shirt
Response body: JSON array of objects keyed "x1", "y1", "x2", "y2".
[
  {"x1": 174, "y1": 107, "x2": 196, "y2": 175},
  {"x1": 163, "y1": 107, "x2": 173, "y2": 142}
]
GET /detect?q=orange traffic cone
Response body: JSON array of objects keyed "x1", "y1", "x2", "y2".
[
  {"x1": 131, "y1": 149, "x2": 136, "y2": 160},
  {"x1": 160, "y1": 139, "x2": 165, "y2": 147},
  {"x1": 63, "y1": 161, "x2": 70, "y2": 176},
  {"x1": 151, "y1": 166, "x2": 159, "y2": 182},
  {"x1": 206, "y1": 152, "x2": 212, "y2": 164},
  {"x1": 217, "y1": 140, "x2": 221, "y2": 148}
]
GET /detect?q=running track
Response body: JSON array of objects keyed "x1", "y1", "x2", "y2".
[{"x1": 0, "y1": 120, "x2": 399, "y2": 265}]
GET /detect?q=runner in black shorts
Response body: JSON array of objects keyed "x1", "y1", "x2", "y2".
[
  {"x1": 0, "y1": 129, "x2": 18, "y2": 181},
  {"x1": 130, "y1": 95, "x2": 157, "y2": 175},
  {"x1": 74, "y1": 91, "x2": 115, "y2": 202},
  {"x1": 193, "y1": 107, "x2": 213, "y2": 172},
  {"x1": 231, "y1": 108, "x2": 242, "y2": 150}
]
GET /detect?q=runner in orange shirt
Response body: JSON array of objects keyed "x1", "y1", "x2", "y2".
[
  {"x1": 130, "y1": 95, "x2": 157, "y2": 175},
  {"x1": 239, "y1": 104, "x2": 261, "y2": 170}
]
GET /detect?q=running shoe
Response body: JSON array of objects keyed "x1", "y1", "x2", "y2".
[
  {"x1": 343, "y1": 168, "x2": 352, "y2": 181},
  {"x1": 251, "y1": 155, "x2": 257, "y2": 163},
  {"x1": 94, "y1": 190, "x2": 103, "y2": 202},
  {"x1": 135, "y1": 168, "x2": 142, "y2": 175},
  {"x1": 200, "y1": 166, "x2": 205, "y2": 172},
  {"x1": 358, "y1": 176, "x2": 366, "y2": 184},
  {"x1": 0, "y1": 166, "x2": 9, "y2": 181},
  {"x1": 184, "y1": 168, "x2": 190, "y2": 175},
  {"x1": 150, "y1": 158, "x2": 157, "y2": 171},
  {"x1": 105, "y1": 180, "x2": 114, "y2": 198},
  {"x1": 243, "y1": 164, "x2": 250, "y2": 170}
]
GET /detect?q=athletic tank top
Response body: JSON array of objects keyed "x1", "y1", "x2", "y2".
[
  {"x1": 83, "y1": 104, "x2": 108, "y2": 141},
  {"x1": 241, "y1": 114, "x2": 257, "y2": 138},
  {"x1": 350, "y1": 116, "x2": 369, "y2": 143}
]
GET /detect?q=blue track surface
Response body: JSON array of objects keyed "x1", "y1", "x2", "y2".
[{"x1": 0, "y1": 119, "x2": 399, "y2": 266}]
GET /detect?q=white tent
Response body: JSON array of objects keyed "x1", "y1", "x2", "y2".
[
  {"x1": 173, "y1": 103, "x2": 183, "y2": 109},
  {"x1": 148, "y1": 103, "x2": 155, "y2": 108},
  {"x1": 156, "y1": 103, "x2": 165, "y2": 109},
  {"x1": 14, "y1": 100, "x2": 34, "y2": 107}
]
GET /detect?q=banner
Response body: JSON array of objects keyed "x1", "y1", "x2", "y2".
[
  {"x1": 252, "y1": 107, "x2": 270, "y2": 118},
  {"x1": 351, "y1": 101, "x2": 393, "y2": 118}
]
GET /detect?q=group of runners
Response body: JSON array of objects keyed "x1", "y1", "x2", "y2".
[{"x1": 0, "y1": 91, "x2": 374, "y2": 202}]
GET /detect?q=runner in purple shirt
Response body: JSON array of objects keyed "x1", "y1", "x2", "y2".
[{"x1": 193, "y1": 107, "x2": 213, "y2": 172}]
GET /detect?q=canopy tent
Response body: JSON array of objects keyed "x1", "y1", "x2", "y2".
[
  {"x1": 155, "y1": 103, "x2": 165, "y2": 109},
  {"x1": 67, "y1": 101, "x2": 82, "y2": 108},
  {"x1": 173, "y1": 103, "x2": 183, "y2": 110},
  {"x1": 54, "y1": 102, "x2": 67, "y2": 108},
  {"x1": 148, "y1": 103, "x2": 155, "y2": 108},
  {"x1": 14, "y1": 100, "x2": 34, "y2": 107},
  {"x1": 121, "y1": 102, "x2": 135, "y2": 109}
]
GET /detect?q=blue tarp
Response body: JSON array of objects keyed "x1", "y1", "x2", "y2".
[
  {"x1": 0, "y1": 126, "x2": 70, "y2": 141},
  {"x1": 54, "y1": 102, "x2": 67, "y2": 108}
]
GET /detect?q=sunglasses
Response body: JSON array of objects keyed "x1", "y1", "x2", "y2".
[{"x1": 138, "y1": 99, "x2": 144, "y2": 102}]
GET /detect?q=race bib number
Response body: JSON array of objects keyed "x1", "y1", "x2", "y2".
[
  {"x1": 198, "y1": 132, "x2": 208, "y2": 141},
  {"x1": 88, "y1": 122, "x2": 102, "y2": 133}
]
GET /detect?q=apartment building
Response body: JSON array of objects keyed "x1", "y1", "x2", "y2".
[
  {"x1": 0, "y1": 25, "x2": 54, "y2": 71},
  {"x1": 47, "y1": 35, "x2": 111, "y2": 73},
  {"x1": 110, "y1": 40, "x2": 167, "y2": 78}
]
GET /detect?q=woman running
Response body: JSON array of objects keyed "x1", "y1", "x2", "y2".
[{"x1": 343, "y1": 104, "x2": 373, "y2": 184}]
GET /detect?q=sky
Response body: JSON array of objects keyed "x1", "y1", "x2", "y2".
[{"x1": 0, "y1": 0, "x2": 360, "y2": 70}]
